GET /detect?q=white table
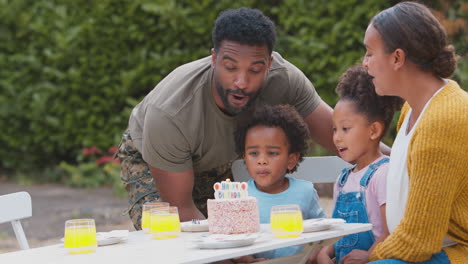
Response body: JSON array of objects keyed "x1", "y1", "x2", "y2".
[{"x1": 0, "y1": 223, "x2": 371, "y2": 264}]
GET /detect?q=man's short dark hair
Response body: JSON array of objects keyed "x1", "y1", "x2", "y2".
[{"x1": 212, "y1": 7, "x2": 276, "y2": 54}]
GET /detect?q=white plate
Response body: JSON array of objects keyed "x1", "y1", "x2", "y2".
[
  {"x1": 97, "y1": 236, "x2": 125, "y2": 246},
  {"x1": 192, "y1": 233, "x2": 260, "y2": 249},
  {"x1": 60, "y1": 230, "x2": 128, "y2": 246},
  {"x1": 303, "y1": 218, "x2": 346, "y2": 233},
  {"x1": 96, "y1": 231, "x2": 128, "y2": 246},
  {"x1": 181, "y1": 219, "x2": 209, "y2": 232}
]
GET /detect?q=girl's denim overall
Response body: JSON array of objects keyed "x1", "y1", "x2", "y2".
[{"x1": 332, "y1": 158, "x2": 389, "y2": 264}]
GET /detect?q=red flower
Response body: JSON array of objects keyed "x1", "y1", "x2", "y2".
[
  {"x1": 95, "y1": 156, "x2": 113, "y2": 165},
  {"x1": 83, "y1": 146, "x2": 102, "y2": 156},
  {"x1": 108, "y1": 146, "x2": 118, "y2": 155}
]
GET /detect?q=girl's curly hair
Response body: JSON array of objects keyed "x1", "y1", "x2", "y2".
[{"x1": 336, "y1": 65, "x2": 404, "y2": 137}]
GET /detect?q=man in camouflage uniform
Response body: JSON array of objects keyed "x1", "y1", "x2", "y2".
[
  {"x1": 117, "y1": 7, "x2": 335, "y2": 229},
  {"x1": 117, "y1": 131, "x2": 232, "y2": 229}
]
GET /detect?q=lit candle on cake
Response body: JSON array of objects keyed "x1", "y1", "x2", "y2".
[{"x1": 213, "y1": 179, "x2": 248, "y2": 199}]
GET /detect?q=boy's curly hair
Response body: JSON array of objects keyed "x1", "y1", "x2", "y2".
[
  {"x1": 234, "y1": 104, "x2": 309, "y2": 173},
  {"x1": 336, "y1": 65, "x2": 404, "y2": 138}
]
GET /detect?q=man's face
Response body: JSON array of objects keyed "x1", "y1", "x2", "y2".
[{"x1": 211, "y1": 41, "x2": 273, "y2": 115}]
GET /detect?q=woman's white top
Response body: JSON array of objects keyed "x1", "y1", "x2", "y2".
[
  {"x1": 386, "y1": 105, "x2": 413, "y2": 233},
  {"x1": 386, "y1": 85, "x2": 456, "y2": 247}
]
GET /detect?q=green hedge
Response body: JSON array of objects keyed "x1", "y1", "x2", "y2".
[{"x1": 0, "y1": 0, "x2": 465, "y2": 175}]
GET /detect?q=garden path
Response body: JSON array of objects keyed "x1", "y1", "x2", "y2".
[{"x1": 0, "y1": 181, "x2": 133, "y2": 253}]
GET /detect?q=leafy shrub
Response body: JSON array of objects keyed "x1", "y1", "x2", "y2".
[
  {"x1": 0, "y1": 0, "x2": 465, "y2": 180},
  {"x1": 59, "y1": 146, "x2": 125, "y2": 196}
]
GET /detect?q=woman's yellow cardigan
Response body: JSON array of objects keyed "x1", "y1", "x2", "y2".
[{"x1": 370, "y1": 80, "x2": 467, "y2": 263}]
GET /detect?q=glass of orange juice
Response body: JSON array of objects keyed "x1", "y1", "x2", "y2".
[
  {"x1": 270, "y1": 204, "x2": 303, "y2": 238},
  {"x1": 64, "y1": 219, "x2": 97, "y2": 254},
  {"x1": 150, "y1": 206, "x2": 181, "y2": 239},
  {"x1": 142, "y1": 202, "x2": 169, "y2": 233}
]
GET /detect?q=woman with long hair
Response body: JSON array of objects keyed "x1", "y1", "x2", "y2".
[{"x1": 362, "y1": 2, "x2": 467, "y2": 264}]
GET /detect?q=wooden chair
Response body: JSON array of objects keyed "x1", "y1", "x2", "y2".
[
  {"x1": 0, "y1": 191, "x2": 32, "y2": 250},
  {"x1": 232, "y1": 156, "x2": 350, "y2": 264}
]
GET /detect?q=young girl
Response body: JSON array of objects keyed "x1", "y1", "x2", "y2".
[
  {"x1": 316, "y1": 65, "x2": 403, "y2": 264},
  {"x1": 234, "y1": 104, "x2": 326, "y2": 259}
]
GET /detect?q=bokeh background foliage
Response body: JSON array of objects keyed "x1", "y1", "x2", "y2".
[{"x1": 0, "y1": 0, "x2": 466, "y2": 183}]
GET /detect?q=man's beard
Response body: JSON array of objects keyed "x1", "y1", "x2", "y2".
[{"x1": 215, "y1": 81, "x2": 258, "y2": 115}]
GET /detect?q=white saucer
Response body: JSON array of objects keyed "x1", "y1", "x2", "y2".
[
  {"x1": 192, "y1": 233, "x2": 260, "y2": 249},
  {"x1": 96, "y1": 230, "x2": 128, "y2": 246},
  {"x1": 303, "y1": 218, "x2": 345, "y2": 233},
  {"x1": 181, "y1": 219, "x2": 209, "y2": 232},
  {"x1": 97, "y1": 236, "x2": 125, "y2": 246},
  {"x1": 60, "y1": 230, "x2": 128, "y2": 247}
]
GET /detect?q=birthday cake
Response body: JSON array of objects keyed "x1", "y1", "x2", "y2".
[{"x1": 207, "y1": 179, "x2": 260, "y2": 234}]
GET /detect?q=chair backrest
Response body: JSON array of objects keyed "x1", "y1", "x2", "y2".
[
  {"x1": 0, "y1": 191, "x2": 32, "y2": 250},
  {"x1": 232, "y1": 156, "x2": 350, "y2": 183}
]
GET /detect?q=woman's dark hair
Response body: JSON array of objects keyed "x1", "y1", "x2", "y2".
[
  {"x1": 212, "y1": 7, "x2": 276, "y2": 55},
  {"x1": 234, "y1": 105, "x2": 309, "y2": 173},
  {"x1": 371, "y1": 1, "x2": 457, "y2": 78},
  {"x1": 336, "y1": 65, "x2": 404, "y2": 138}
]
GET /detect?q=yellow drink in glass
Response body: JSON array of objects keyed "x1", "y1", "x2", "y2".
[
  {"x1": 64, "y1": 219, "x2": 97, "y2": 254},
  {"x1": 270, "y1": 205, "x2": 303, "y2": 238},
  {"x1": 150, "y1": 207, "x2": 181, "y2": 239},
  {"x1": 142, "y1": 202, "x2": 169, "y2": 233},
  {"x1": 141, "y1": 211, "x2": 150, "y2": 232}
]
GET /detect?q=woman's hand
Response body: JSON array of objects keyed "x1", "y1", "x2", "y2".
[{"x1": 341, "y1": 249, "x2": 370, "y2": 264}]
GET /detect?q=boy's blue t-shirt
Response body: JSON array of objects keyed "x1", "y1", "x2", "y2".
[{"x1": 248, "y1": 177, "x2": 326, "y2": 259}]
